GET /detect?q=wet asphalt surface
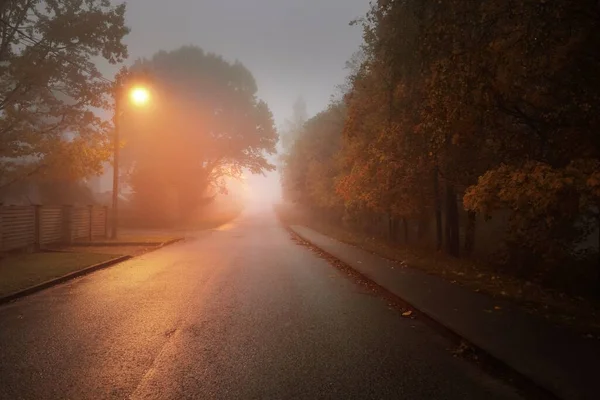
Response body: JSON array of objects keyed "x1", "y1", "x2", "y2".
[{"x1": 0, "y1": 211, "x2": 522, "y2": 400}]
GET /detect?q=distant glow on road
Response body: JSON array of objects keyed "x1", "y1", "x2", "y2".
[
  {"x1": 216, "y1": 222, "x2": 235, "y2": 231},
  {"x1": 129, "y1": 86, "x2": 151, "y2": 106}
]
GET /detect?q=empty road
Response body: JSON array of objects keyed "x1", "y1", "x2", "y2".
[{"x1": 0, "y1": 210, "x2": 522, "y2": 399}]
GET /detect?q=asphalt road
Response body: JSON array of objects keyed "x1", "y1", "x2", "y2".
[{"x1": 0, "y1": 210, "x2": 522, "y2": 400}]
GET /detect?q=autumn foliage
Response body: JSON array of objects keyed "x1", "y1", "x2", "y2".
[
  {"x1": 281, "y1": 0, "x2": 600, "y2": 295},
  {"x1": 0, "y1": 0, "x2": 129, "y2": 186}
]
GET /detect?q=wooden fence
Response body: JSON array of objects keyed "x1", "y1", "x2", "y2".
[{"x1": 0, "y1": 205, "x2": 108, "y2": 252}]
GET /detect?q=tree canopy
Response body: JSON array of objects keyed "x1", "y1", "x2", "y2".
[
  {"x1": 125, "y1": 46, "x2": 278, "y2": 223},
  {"x1": 0, "y1": 0, "x2": 129, "y2": 188},
  {"x1": 281, "y1": 0, "x2": 600, "y2": 294}
]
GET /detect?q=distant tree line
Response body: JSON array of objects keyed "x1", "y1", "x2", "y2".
[{"x1": 281, "y1": 0, "x2": 600, "y2": 295}]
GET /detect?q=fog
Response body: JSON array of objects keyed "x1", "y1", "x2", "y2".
[{"x1": 99, "y1": 0, "x2": 369, "y2": 210}]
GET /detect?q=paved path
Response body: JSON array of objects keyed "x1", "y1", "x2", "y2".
[
  {"x1": 291, "y1": 225, "x2": 600, "y2": 400},
  {"x1": 0, "y1": 211, "x2": 521, "y2": 400}
]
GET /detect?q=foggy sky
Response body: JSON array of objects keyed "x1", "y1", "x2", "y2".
[{"x1": 103, "y1": 0, "x2": 369, "y2": 205}]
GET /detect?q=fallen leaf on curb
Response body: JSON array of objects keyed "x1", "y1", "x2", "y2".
[{"x1": 402, "y1": 310, "x2": 413, "y2": 317}]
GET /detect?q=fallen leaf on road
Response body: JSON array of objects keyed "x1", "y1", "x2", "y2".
[
  {"x1": 494, "y1": 306, "x2": 502, "y2": 310},
  {"x1": 402, "y1": 310, "x2": 413, "y2": 317}
]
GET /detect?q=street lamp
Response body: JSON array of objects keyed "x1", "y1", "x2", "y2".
[
  {"x1": 111, "y1": 82, "x2": 151, "y2": 239},
  {"x1": 129, "y1": 86, "x2": 151, "y2": 106}
]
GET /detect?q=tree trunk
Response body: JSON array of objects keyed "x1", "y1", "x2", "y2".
[
  {"x1": 445, "y1": 183, "x2": 460, "y2": 257},
  {"x1": 393, "y1": 216, "x2": 400, "y2": 243},
  {"x1": 433, "y1": 167, "x2": 443, "y2": 251},
  {"x1": 417, "y1": 210, "x2": 428, "y2": 242},
  {"x1": 403, "y1": 217, "x2": 409, "y2": 244},
  {"x1": 597, "y1": 216, "x2": 600, "y2": 297},
  {"x1": 464, "y1": 211, "x2": 476, "y2": 257}
]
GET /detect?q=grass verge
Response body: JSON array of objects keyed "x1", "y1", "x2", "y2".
[
  {"x1": 58, "y1": 244, "x2": 161, "y2": 257},
  {"x1": 78, "y1": 235, "x2": 178, "y2": 245},
  {"x1": 0, "y1": 252, "x2": 118, "y2": 297},
  {"x1": 275, "y1": 204, "x2": 600, "y2": 336}
]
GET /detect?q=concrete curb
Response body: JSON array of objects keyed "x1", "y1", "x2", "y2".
[
  {"x1": 159, "y1": 238, "x2": 184, "y2": 247},
  {"x1": 0, "y1": 237, "x2": 185, "y2": 306},
  {"x1": 287, "y1": 224, "x2": 562, "y2": 400}
]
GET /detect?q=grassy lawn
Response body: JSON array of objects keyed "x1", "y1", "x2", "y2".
[
  {"x1": 82, "y1": 235, "x2": 178, "y2": 245},
  {"x1": 0, "y1": 252, "x2": 119, "y2": 297},
  {"x1": 60, "y1": 244, "x2": 159, "y2": 256},
  {"x1": 275, "y1": 204, "x2": 600, "y2": 335}
]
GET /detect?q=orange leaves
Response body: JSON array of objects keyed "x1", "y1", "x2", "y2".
[{"x1": 465, "y1": 160, "x2": 600, "y2": 228}]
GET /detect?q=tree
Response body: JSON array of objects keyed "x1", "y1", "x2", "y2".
[
  {"x1": 336, "y1": 0, "x2": 435, "y2": 243},
  {"x1": 279, "y1": 96, "x2": 308, "y2": 201},
  {"x1": 280, "y1": 0, "x2": 600, "y2": 295},
  {"x1": 279, "y1": 96, "x2": 307, "y2": 153},
  {"x1": 281, "y1": 101, "x2": 344, "y2": 214},
  {"x1": 0, "y1": 0, "x2": 129, "y2": 188},
  {"x1": 461, "y1": 0, "x2": 600, "y2": 278},
  {"x1": 126, "y1": 46, "x2": 278, "y2": 223}
]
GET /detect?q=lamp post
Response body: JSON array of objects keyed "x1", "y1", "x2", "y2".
[{"x1": 111, "y1": 82, "x2": 151, "y2": 239}]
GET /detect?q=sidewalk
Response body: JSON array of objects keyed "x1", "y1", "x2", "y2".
[{"x1": 291, "y1": 225, "x2": 600, "y2": 400}]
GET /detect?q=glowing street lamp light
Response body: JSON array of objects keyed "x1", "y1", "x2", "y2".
[
  {"x1": 111, "y1": 82, "x2": 152, "y2": 239},
  {"x1": 129, "y1": 86, "x2": 151, "y2": 106}
]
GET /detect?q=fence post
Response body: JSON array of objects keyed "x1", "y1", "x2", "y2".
[
  {"x1": 88, "y1": 205, "x2": 94, "y2": 241},
  {"x1": 62, "y1": 205, "x2": 73, "y2": 245},
  {"x1": 34, "y1": 205, "x2": 42, "y2": 251}
]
